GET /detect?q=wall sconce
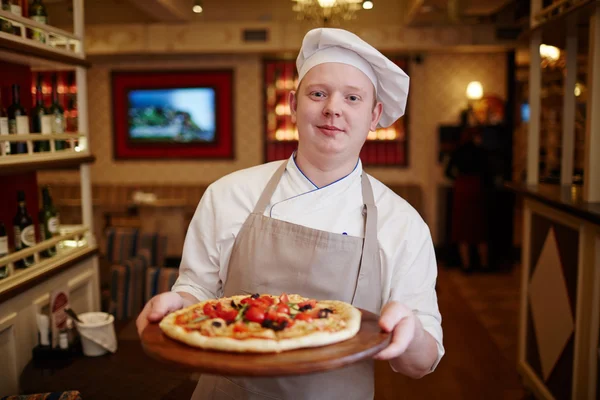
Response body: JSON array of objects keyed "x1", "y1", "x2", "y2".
[
  {"x1": 363, "y1": 1, "x2": 374, "y2": 9},
  {"x1": 192, "y1": 0, "x2": 203, "y2": 13},
  {"x1": 466, "y1": 81, "x2": 483, "y2": 100},
  {"x1": 539, "y1": 44, "x2": 560, "y2": 61}
]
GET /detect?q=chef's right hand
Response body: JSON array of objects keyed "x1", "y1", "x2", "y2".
[{"x1": 136, "y1": 291, "x2": 184, "y2": 337}]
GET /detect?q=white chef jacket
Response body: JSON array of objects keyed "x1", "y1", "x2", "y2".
[{"x1": 172, "y1": 154, "x2": 445, "y2": 369}]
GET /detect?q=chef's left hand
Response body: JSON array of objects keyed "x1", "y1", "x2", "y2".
[{"x1": 373, "y1": 301, "x2": 423, "y2": 360}]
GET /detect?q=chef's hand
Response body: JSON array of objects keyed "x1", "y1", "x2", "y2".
[
  {"x1": 373, "y1": 301, "x2": 421, "y2": 361},
  {"x1": 373, "y1": 301, "x2": 439, "y2": 379},
  {"x1": 136, "y1": 291, "x2": 184, "y2": 337}
]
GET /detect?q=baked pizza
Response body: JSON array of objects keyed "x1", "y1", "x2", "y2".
[{"x1": 159, "y1": 293, "x2": 361, "y2": 353}]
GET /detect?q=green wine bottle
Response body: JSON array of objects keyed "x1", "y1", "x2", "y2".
[
  {"x1": 39, "y1": 186, "x2": 59, "y2": 257},
  {"x1": 0, "y1": 90, "x2": 10, "y2": 155},
  {"x1": 31, "y1": 76, "x2": 51, "y2": 152},
  {"x1": 7, "y1": 84, "x2": 29, "y2": 155},
  {"x1": 0, "y1": 1, "x2": 13, "y2": 34},
  {"x1": 29, "y1": 0, "x2": 48, "y2": 43},
  {"x1": 49, "y1": 74, "x2": 66, "y2": 151},
  {"x1": 13, "y1": 191, "x2": 35, "y2": 268}
]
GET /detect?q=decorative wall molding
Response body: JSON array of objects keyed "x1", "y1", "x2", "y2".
[{"x1": 84, "y1": 22, "x2": 515, "y2": 56}]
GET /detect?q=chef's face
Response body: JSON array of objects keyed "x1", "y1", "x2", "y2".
[{"x1": 290, "y1": 63, "x2": 383, "y2": 162}]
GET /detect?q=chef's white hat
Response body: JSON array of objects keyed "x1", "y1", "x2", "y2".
[{"x1": 296, "y1": 28, "x2": 410, "y2": 128}]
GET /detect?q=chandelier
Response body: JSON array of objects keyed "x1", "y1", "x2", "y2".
[{"x1": 292, "y1": 0, "x2": 364, "y2": 26}]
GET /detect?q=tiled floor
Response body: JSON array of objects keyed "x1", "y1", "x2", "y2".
[{"x1": 19, "y1": 263, "x2": 529, "y2": 399}]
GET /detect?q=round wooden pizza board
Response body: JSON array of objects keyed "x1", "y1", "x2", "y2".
[{"x1": 141, "y1": 308, "x2": 391, "y2": 377}]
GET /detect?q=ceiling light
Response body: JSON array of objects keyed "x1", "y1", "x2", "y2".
[
  {"x1": 362, "y1": 1, "x2": 373, "y2": 10},
  {"x1": 466, "y1": 81, "x2": 483, "y2": 100},
  {"x1": 539, "y1": 44, "x2": 560, "y2": 61},
  {"x1": 292, "y1": 0, "x2": 363, "y2": 25},
  {"x1": 192, "y1": 0, "x2": 203, "y2": 13}
]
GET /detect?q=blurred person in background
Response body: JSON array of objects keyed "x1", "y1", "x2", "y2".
[{"x1": 445, "y1": 127, "x2": 491, "y2": 272}]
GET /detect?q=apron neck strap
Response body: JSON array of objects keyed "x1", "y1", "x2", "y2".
[
  {"x1": 360, "y1": 172, "x2": 375, "y2": 207},
  {"x1": 351, "y1": 173, "x2": 379, "y2": 305},
  {"x1": 253, "y1": 161, "x2": 288, "y2": 214}
]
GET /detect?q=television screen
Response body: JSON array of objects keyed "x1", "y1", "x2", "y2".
[{"x1": 127, "y1": 87, "x2": 216, "y2": 143}]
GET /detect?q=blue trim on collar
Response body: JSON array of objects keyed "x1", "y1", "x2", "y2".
[
  {"x1": 292, "y1": 154, "x2": 318, "y2": 189},
  {"x1": 270, "y1": 155, "x2": 360, "y2": 217},
  {"x1": 291, "y1": 153, "x2": 360, "y2": 190}
]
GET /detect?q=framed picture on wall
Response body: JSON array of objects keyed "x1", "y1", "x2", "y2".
[{"x1": 111, "y1": 70, "x2": 234, "y2": 160}]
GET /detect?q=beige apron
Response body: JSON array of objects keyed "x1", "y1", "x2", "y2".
[{"x1": 192, "y1": 161, "x2": 382, "y2": 400}]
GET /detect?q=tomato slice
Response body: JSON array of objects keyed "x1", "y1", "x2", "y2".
[
  {"x1": 259, "y1": 295, "x2": 275, "y2": 306},
  {"x1": 266, "y1": 307, "x2": 279, "y2": 321},
  {"x1": 295, "y1": 313, "x2": 313, "y2": 322},
  {"x1": 217, "y1": 309, "x2": 238, "y2": 323},
  {"x1": 203, "y1": 302, "x2": 218, "y2": 318},
  {"x1": 245, "y1": 306, "x2": 266, "y2": 324},
  {"x1": 276, "y1": 303, "x2": 290, "y2": 315}
]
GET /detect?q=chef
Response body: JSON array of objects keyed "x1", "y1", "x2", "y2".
[{"x1": 137, "y1": 27, "x2": 444, "y2": 399}]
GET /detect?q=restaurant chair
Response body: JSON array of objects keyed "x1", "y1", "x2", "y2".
[{"x1": 106, "y1": 230, "x2": 168, "y2": 320}]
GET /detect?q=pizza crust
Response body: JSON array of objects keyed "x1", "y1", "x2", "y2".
[{"x1": 159, "y1": 295, "x2": 362, "y2": 353}]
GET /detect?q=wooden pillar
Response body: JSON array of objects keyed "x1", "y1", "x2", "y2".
[
  {"x1": 585, "y1": 2, "x2": 600, "y2": 202},
  {"x1": 73, "y1": 0, "x2": 94, "y2": 244},
  {"x1": 528, "y1": 29, "x2": 542, "y2": 185},
  {"x1": 561, "y1": 15, "x2": 578, "y2": 185}
]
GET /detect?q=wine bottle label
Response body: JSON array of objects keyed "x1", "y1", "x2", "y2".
[
  {"x1": 0, "y1": 118, "x2": 9, "y2": 154},
  {"x1": 14, "y1": 227, "x2": 22, "y2": 249},
  {"x1": 52, "y1": 115, "x2": 65, "y2": 134},
  {"x1": 48, "y1": 217, "x2": 59, "y2": 234},
  {"x1": 0, "y1": 117, "x2": 8, "y2": 134},
  {"x1": 31, "y1": 16, "x2": 47, "y2": 43},
  {"x1": 16, "y1": 116, "x2": 29, "y2": 134},
  {"x1": 0, "y1": 236, "x2": 7, "y2": 256},
  {"x1": 41, "y1": 115, "x2": 52, "y2": 134},
  {"x1": 10, "y1": 5, "x2": 22, "y2": 16},
  {"x1": 8, "y1": 119, "x2": 16, "y2": 134},
  {"x1": 21, "y1": 225, "x2": 36, "y2": 247},
  {"x1": 31, "y1": 16, "x2": 47, "y2": 24}
]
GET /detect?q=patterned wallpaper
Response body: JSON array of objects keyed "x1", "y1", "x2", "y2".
[{"x1": 39, "y1": 52, "x2": 507, "y2": 244}]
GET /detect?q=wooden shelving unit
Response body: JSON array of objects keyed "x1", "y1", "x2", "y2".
[
  {"x1": 0, "y1": 1, "x2": 100, "y2": 395},
  {"x1": 0, "y1": 8, "x2": 88, "y2": 68}
]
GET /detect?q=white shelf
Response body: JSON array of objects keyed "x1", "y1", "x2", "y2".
[{"x1": 0, "y1": 9, "x2": 88, "y2": 68}]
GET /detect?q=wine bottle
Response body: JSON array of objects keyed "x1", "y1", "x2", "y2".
[
  {"x1": 7, "y1": 84, "x2": 29, "y2": 154},
  {"x1": 0, "y1": 221, "x2": 8, "y2": 279},
  {"x1": 39, "y1": 186, "x2": 59, "y2": 258},
  {"x1": 49, "y1": 74, "x2": 65, "y2": 150},
  {"x1": 0, "y1": 1, "x2": 13, "y2": 34},
  {"x1": 31, "y1": 76, "x2": 51, "y2": 152},
  {"x1": 28, "y1": 0, "x2": 48, "y2": 43},
  {"x1": 13, "y1": 190, "x2": 35, "y2": 268},
  {"x1": 5, "y1": 0, "x2": 21, "y2": 15},
  {"x1": 0, "y1": 90, "x2": 10, "y2": 155},
  {"x1": 4, "y1": 0, "x2": 21, "y2": 35},
  {"x1": 65, "y1": 95, "x2": 77, "y2": 133}
]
